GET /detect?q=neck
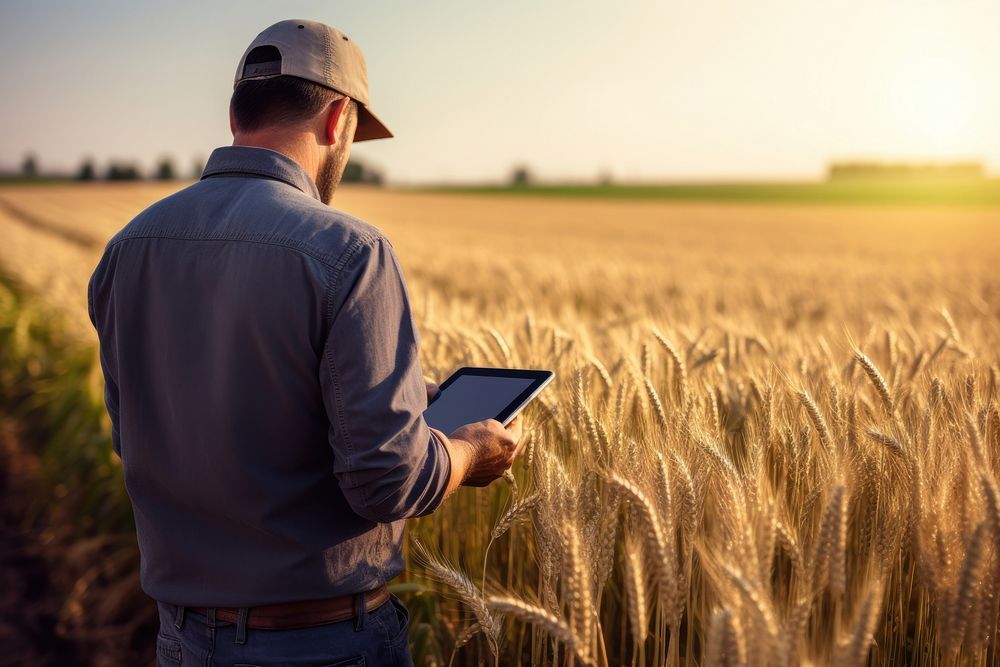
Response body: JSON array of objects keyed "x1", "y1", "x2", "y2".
[{"x1": 232, "y1": 133, "x2": 318, "y2": 183}]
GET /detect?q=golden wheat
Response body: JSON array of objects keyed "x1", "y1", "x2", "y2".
[{"x1": 1, "y1": 183, "x2": 998, "y2": 665}]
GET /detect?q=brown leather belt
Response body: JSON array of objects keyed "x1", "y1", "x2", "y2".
[{"x1": 188, "y1": 585, "x2": 389, "y2": 629}]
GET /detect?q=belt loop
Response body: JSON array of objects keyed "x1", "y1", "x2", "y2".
[
  {"x1": 173, "y1": 603, "x2": 186, "y2": 630},
  {"x1": 354, "y1": 591, "x2": 367, "y2": 632},
  {"x1": 207, "y1": 607, "x2": 216, "y2": 629},
  {"x1": 235, "y1": 607, "x2": 249, "y2": 644}
]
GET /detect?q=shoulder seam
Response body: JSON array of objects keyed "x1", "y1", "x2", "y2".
[
  {"x1": 324, "y1": 232, "x2": 382, "y2": 328},
  {"x1": 106, "y1": 231, "x2": 380, "y2": 271}
]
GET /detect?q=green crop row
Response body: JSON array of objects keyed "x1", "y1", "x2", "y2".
[{"x1": 0, "y1": 272, "x2": 132, "y2": 535}]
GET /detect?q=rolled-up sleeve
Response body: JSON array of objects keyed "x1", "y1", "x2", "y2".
[{"x1": 319, "y1": 234, "x2": 451, "y2": 523}]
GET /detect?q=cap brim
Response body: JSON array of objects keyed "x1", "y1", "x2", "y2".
[{"x1": 354, "y1": 104, "x2": 393, "y2": 142}]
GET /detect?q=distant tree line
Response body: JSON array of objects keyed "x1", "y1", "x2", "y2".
[
  {"x1": 4, "y1": 151, "x2": 384, "y2": 185},
  {"x1": 510, "y1": 164, "x2": 533, "y2": 187},
  {"x1": 828, "y1": 161, "x2": 985, "y2": 181},
  {"x1": 341, "y1": 160, "x2": 384, "y2": 185},
  {"x1": 505, "y1": 164, "x2": 617, "y2": 188}
]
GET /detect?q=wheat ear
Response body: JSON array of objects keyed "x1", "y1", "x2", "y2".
[
  {"x1": 705, "y1": 607, "x2": 748, "y2": 667},
  {"x1": 854, "y1": 350, "x2": 894, "y2": 415},
  {"x1": 486, "y1": 595, "x2": 587, "y2": 663},
  {"x1": 799, "y1": 390, "x2": 833, "y2": 452}
]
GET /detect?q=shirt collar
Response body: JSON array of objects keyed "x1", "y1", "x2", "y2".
[{"x1": 200, "y1": 145, "x2": 321, "y2": 201}]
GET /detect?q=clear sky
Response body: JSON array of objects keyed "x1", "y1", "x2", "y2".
[{"x1": 1, "y1": 0, "x2": 997, "y2": 185}]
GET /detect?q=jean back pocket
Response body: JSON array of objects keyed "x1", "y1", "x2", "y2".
[{"x1": 156, "y1": 632, "x2": 183, "y2": 664}]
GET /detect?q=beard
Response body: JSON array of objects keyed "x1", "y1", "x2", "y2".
[{"x1": 316, "y1": 138, "x2": 352, "y2": 205}]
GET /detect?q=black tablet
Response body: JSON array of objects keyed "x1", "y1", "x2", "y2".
[{"x1": 423, "y1": 366, "x2": 555, "y2": 435}]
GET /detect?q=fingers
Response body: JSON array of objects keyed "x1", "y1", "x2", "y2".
[
  {"x1": 499, "y1": 414, "x2": 526, "y2": 465},
  {"x1": 457, "y1": 416, "x2": 528, "y2": 490},
  {"x1": 506, "y1": 412, "x2": 524, "y2": 446}
]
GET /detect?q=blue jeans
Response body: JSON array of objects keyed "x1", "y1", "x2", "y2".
[{"x1": 154, "y1": 592, "x2": 413, "y2": 666}]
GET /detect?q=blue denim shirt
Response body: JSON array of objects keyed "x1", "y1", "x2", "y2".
[{"x1": 87, "y1": 145, "x2": 451, "y2": 607}]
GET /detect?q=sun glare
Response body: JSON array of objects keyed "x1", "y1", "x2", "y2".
[{"x1": 888, "y1": 47, "x2": 981, "y2": 157}]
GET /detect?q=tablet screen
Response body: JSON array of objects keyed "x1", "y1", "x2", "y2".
[{"x1": 423, "y1": 374, "x2": 537, "y2": 435}]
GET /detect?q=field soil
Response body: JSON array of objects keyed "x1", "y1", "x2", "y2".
[{"x1": 0, "y1": 417, "x2": 82, "y2": 665}]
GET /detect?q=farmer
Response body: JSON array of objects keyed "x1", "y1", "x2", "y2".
[{"x1": 87, "y1": 18, "x2": 524, "y2": 666}]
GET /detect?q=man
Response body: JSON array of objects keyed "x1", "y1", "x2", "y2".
[{"x1": 87, "y1": 18, "x2": 524, "y2": 666}]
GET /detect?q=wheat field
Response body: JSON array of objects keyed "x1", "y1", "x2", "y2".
[{"x1": 1, "y1": 182, "x2": 998, "y2": 665}]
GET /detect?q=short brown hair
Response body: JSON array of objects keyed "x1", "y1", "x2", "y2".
[{"x1": 230, "y1": 46, "x2": 354, "y2": 133}]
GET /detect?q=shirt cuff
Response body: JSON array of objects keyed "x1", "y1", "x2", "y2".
[{"x1": 416, "y1": 427, "x2": 453, "y2": 516}]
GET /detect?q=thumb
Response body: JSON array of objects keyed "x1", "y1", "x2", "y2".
[{"x1": 425, "y1": 380, "x2": 440, "y2": 401}]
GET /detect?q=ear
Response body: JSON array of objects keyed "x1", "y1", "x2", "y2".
[
  {"x1": 229, "y1": 105, "x2": 237, "y2": 136},
  {"x1": 325, "y1": 97, "x2": 351, "y2": 146}
]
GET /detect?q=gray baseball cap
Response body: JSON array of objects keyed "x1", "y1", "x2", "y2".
[{"x1": 234, "y1": 19, "x2": 393, "y2": 142}]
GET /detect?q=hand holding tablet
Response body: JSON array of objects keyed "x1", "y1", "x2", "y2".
[
  {"x1": 424, "y1": 367, "x2": 554, "y2": 434},
  {"x1": 424, "y1": 366, "x2": 555, "y2": 488}
]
